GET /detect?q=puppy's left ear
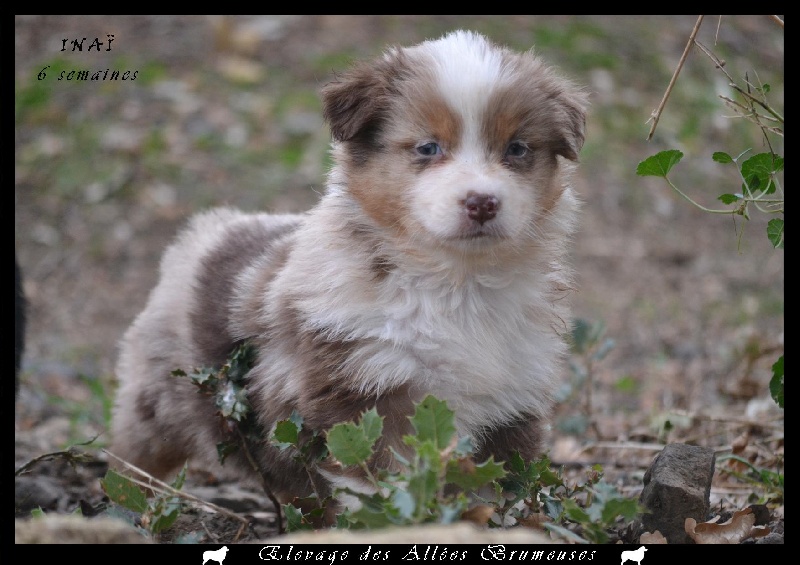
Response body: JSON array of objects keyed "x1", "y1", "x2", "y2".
[{"x1": 553, "y1": 88, "x2": 589, "y2": 162}]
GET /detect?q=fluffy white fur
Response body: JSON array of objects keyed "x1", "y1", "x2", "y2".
[{"x1": 111, "y1": 30, "x2": 588, "y2": 512}]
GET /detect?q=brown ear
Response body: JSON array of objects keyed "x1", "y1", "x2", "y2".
[
  {"x1": 321, "y1": 52, "x2": 408, "y2": 142},
  {"x1": 553, "y1": 87, "x2": 589, "y2": 162}
]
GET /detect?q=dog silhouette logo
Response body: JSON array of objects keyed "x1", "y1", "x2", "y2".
[
  {"x1": 621, "y1": 546, "x2": 647, "y2": 565},
  {"x1": 203, "y1": 546, "x2": 229, "y2": 565}
]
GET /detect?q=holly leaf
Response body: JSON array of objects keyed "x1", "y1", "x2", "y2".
[
  {"x1": 100, "y1": 469, "x2": 148, "y2": 513},
  {"x1": 445, "y1": 455, "x2": 506, "y2": 491},
  {"x1": 327, "y1": 420, "x2": 377, "y2": 466},
  {"x1": 410, "y1": 395, "x2": 456, "y2": 450},
  {"x1": 271, "y1": 418, "x2": 301, "y2": 449},
  {"x1": 215, "y1": 381, "x2": 250, "y2": 421}
]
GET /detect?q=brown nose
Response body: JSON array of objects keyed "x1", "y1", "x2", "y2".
[{"x1": 464, "y1": 192, "x2": 500, "y2": 225}]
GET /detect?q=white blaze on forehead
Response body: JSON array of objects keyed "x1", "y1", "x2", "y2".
[{"x1": 411, "y1": 30, "x2": 515, "y2": 156}]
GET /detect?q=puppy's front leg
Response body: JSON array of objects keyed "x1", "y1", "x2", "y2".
[{"x1": 475, "y1": 414, "x2": 545, "y2": 465}]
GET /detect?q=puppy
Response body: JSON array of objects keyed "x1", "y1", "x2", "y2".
[{"x1": 111, "y1": 30, "x2": 588, "y2": 511}]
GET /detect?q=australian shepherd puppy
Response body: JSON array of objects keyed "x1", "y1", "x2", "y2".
[{"x1": 111, "y1": 30, "x2": 588, "y2": 511}]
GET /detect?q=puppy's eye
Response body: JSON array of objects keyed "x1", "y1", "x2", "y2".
[
  {"x1": 416, "y1": 142, "x2": 442, "y2": 157},
  {"x1": 505, "y1": 141, "x2": 529, "y2": 158}
]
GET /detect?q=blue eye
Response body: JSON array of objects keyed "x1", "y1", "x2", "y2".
[
  {"x1": 416, "y1": 142, "x2": 441, "y2": 157},
  {"x1": 506, "y1": 141, "x2": 528, "y2": 158}
]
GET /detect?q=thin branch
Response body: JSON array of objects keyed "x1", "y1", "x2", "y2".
[
  {"x1": 103, "y1": 449, "x2": 251, "y2": 540},
  {"x1": 728, "y1": 83, "x2": 785, "y2": 124},
  {"x1": 15, "y1": 446, "x2": 95, "y2": 476},
  {"x1": 693, "y1": 39, "x2": 784, "y2": 126},
  {"x1": 647, "y1": 15, "x2": 705, "y2": 140},
  {"x1": 692, "y1": 39, "x2": 735, "y2": 81},
  {"x1": 769, "y1": 15, "x2": 784, "y2": 28},
  {"x1": 663, "y1": 177, "x2": 740, "y2": 214}
]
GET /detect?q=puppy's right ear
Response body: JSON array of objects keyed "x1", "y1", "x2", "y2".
[{"x1": 321, "y1": 54, "x2": 405, "y2": 142}]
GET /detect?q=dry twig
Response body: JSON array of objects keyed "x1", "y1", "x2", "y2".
[
  {"x1": 647, "y1": 15, "x2": 705, "y2": 140},
  {"x1": 103, "y1": 449, "x2": 251, "y2": 541}
]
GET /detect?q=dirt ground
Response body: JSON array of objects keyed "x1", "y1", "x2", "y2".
[{"x1": 14, "y1": 15, "x2": 783, "y2": 543}]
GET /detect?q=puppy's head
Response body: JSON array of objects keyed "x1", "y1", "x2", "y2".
[{"x1": 322, "y1": 30, "x2": 588, "y2": 257}]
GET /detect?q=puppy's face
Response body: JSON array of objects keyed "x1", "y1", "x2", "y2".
[{"x1": 322, "y1": 31, "x2": 587, "y2": 255}]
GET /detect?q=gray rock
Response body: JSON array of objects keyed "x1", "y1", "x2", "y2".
[{"x1": 637, "y1": 443, "x2": 716, "y2": 544}]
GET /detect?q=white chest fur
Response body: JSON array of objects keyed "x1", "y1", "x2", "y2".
[{"x1": 302, "y1": 265, "x2": 565, "y2": 436}]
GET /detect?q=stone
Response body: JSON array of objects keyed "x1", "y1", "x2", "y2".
[{"x1": 637, "y1": 443, "x2": 716, "y2": 544}]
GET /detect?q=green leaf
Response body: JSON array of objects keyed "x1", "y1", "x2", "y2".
[
  {"x1": 507, "y1": 451, "x2": 527, "y2": 474},
  {"x1": 409, "y1": 395, "x2": 456, "y2": 450},
  {"x1": 189, "y1": 367, "x2": 219, "y2": 389},
  {"x1": 569, "y1": 318, "x2": 592, "y2": 353},
  {"x1": 767, "y1": 219, "x2": 784, "y2": 249},
  {"x1": 215, "y1": 381, "x2": 250, "y2": 421},
  {"x1": 407, "y1": 467, "x2": 440, "y2": 513},
  {"x1": 411, "y1": 439, "x2": 444, "y2": 473},
  {"x1": 569, "y1": 318, "x2": 605, "y2": 354},
  {"x1": 148, "y1": 497, "x2": 182, "y2": 533},
  {"x1": 741, "y1": 153, "x2": 783, "y2": 195},
  {"x1": 562, "y1": 499, "x2": 590, "y2": 523},
  {"x1": 283, "y1": 503, "x2": 313, "y2": 531},
  {"x1": 718, "y1": 194, "x2": 741, "y2": 204},
  {"x1": 437, "y1": 502, "x2": 465, "y2": 524},
  {"x1": 454, "y1": 436, "x2": 475, "y2": 456},
  {"x1": 542, "y1": 496, "x2": 563, "y2": 520},
  {"x1": 636, "y1": 150, "x2": 683, "y2": 178},
  {"x1": 338, "y1": 491, "x2": 403, "y2": 528},
  {"x1": 100, "y1": 469, "x2": 149, "y2": 513},
  {"x1": 344, "y1": 503, "x2": 396, "y2": 529},
  {"x1": 545, "y1": 522, "x2": 589, "y2": 544},
  {"x1": 712, "y1": 151, "x2": 733, "y2": 164},
  {"x1": 327, "y1": 421, "x2": 375, "y2": 466},
  {"x1": 170, "y1": 462, "x2": 188, "y2": 491},
  {"x1": 599, "y1": 497, "x2": 642, "y2": 524},
  {"x1": 360, "y1": 408, "x2": 384, "y2": 446},
  {"x1": 216, "y1": 440, "x2": 239, "y2": 464},
  {"x1": 445, "y1": 456, "x2": 506, "y2": 491},
  {"x1": 770, "y1": 355, "x2": 784, "y2": 408},
  {"x1": 272, "y1": 418, "x2": 301, "y2": 449},
  {"x1": 391, "y1": 488, "x2": 415, "y2": 520},
  {"x1": 228, "y1": 342, "x2": 256, "y2": 382}
]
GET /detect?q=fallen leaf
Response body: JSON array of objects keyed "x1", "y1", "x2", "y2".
[
  {"x1": 461, "y1": 505, "x2": 495, "y2": 526},
  {"x1": 685, "y1": 507, "x2": 770, "y2": 544},
  {"x1": 518, "y1": 512, "x2": 551, "y2": 529},
  {"x1": 640, "y1": 530, "x2": 668, "y2": 544}
]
